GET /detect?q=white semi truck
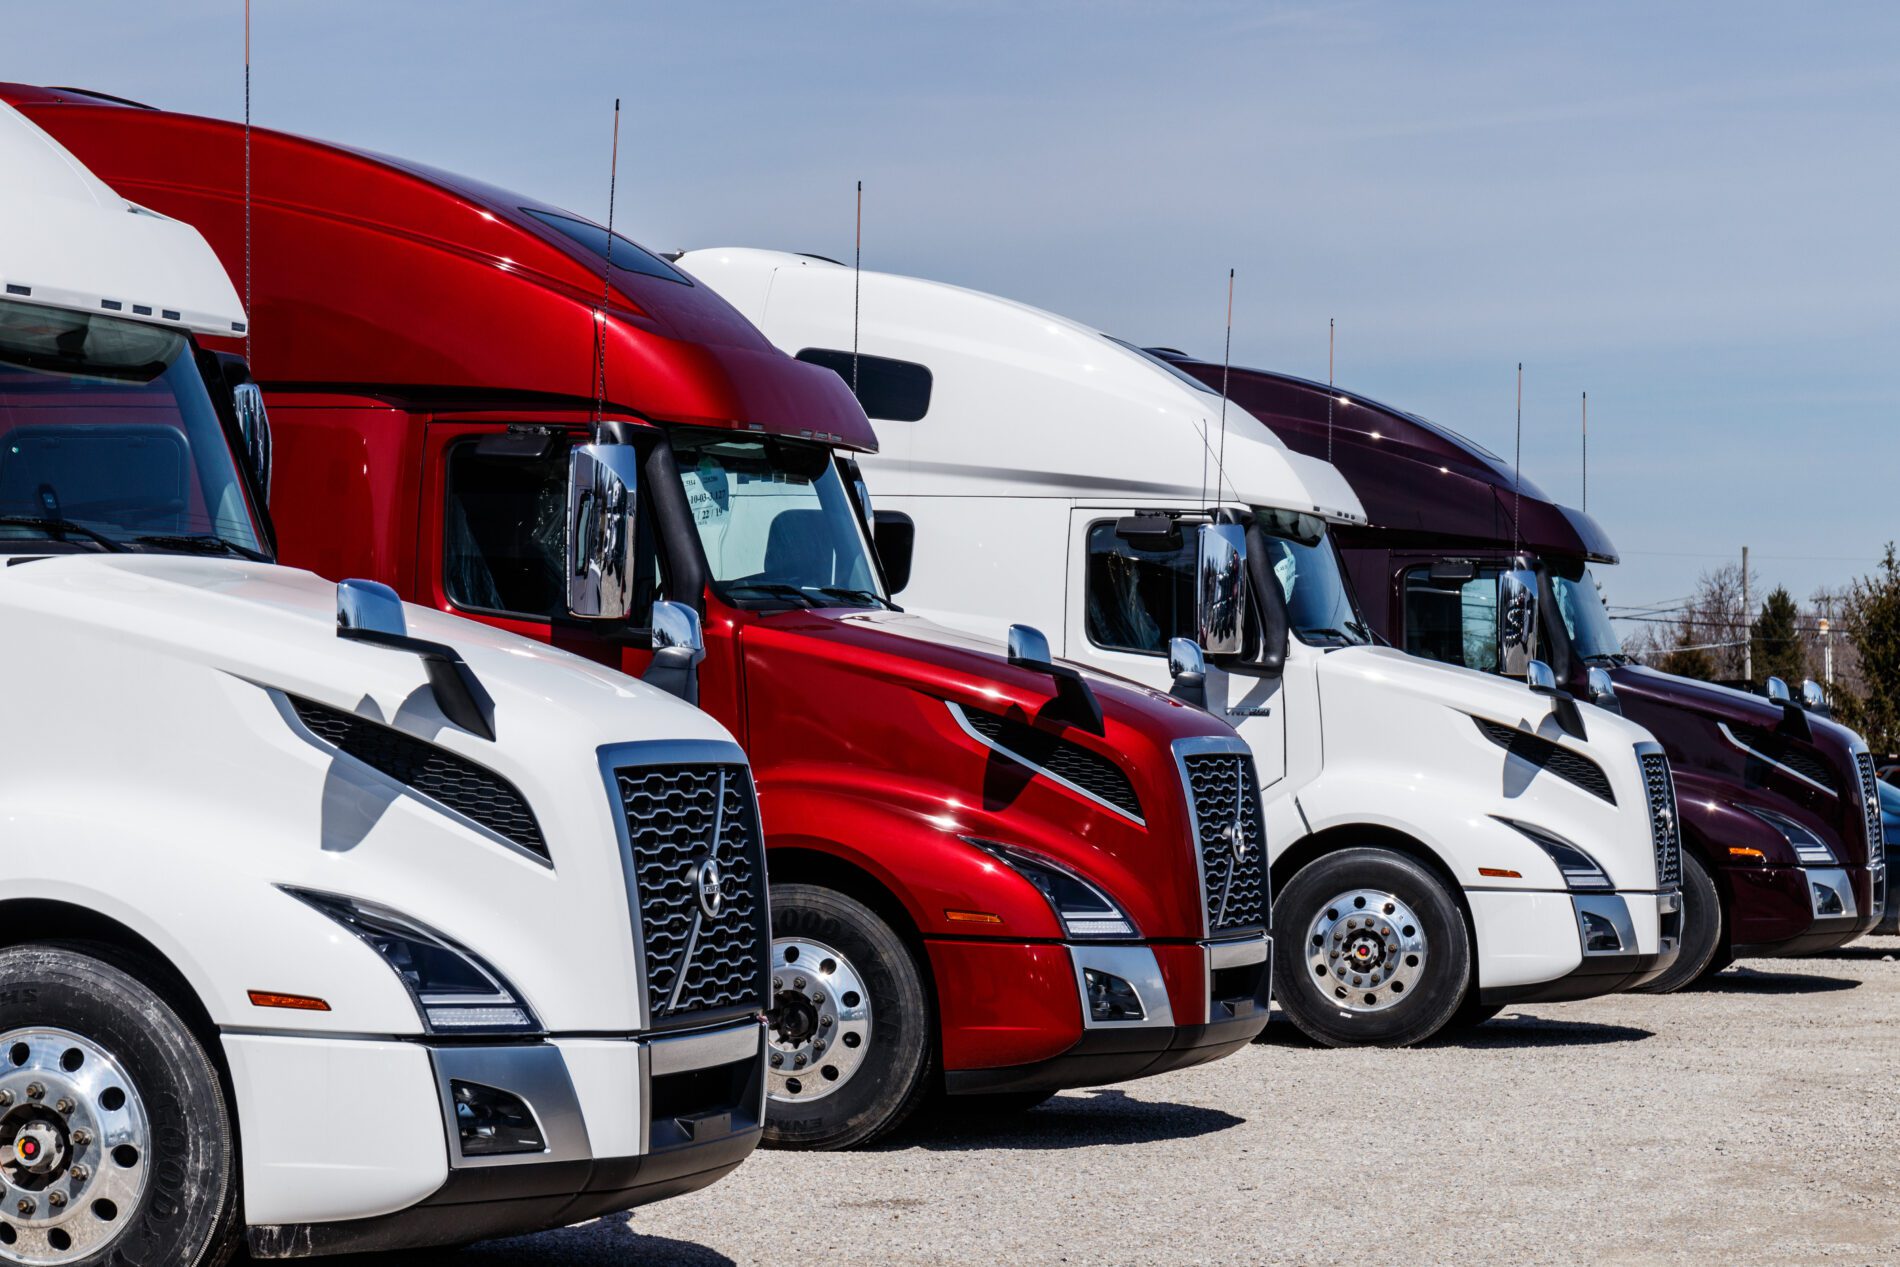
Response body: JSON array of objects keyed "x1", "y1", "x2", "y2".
[
  {"x1": 0, "y1": 103, "x2": 769, "y2": 1264},
  {"x1": 684, "y1": 248, "x2": 1685, "y2": 1048}
]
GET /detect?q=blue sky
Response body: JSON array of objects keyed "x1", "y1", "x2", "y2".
[{"x1": 11, "y1": 2, "x2": 1897, "y2": 620}]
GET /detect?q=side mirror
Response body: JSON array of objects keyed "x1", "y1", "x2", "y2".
[
  {"x1": 232, "y1": 381, "x2": 272, "y2": 504},
  {"x1": 566, "y1": 442, "x2": 643, "y2": 621},
  {"x1": 1168, "y1": 636, "x2": 1209, "y2": 710},
  {"x1": 1498, "y1": 565, "x2": 1540, "y2": 678},
  {"x1": 335, "y1": 577, "x2": 496, "y2": 740},
  {"x1": 1526, "y1": 658, "x2": 1558, "y2": 694},
  {"x1": 1586, "y1": 666, "x2": 1622, "y2": 714},
  {"x1": 873, "y1": 509, "x2": 915, "y2": 595},
  {"x1": 1007, "y1": 624, "x2": 1053, "y2": 669},
  {"x1": 337, "y1": 577, "x2": 406, "y2": 638},
  {"x1": 1006, "y1": 623, "x2": 1104, "y2": 734},
  {"x1": 1527, "y1": 657, "x2": 1588, "y2": 741},
  {"x1": 643, "y1": 600, "x2": 706, "y2": 707},
  {"x1": 1801, "y1": 678, "x2": 1827, "y2": 710},
  {"x1": 1196, "y1": 523, "x2": 1249, "y2": 657},
  {"x1": 1764, "y1": 675, "x2": 1790, "y2": 703}
]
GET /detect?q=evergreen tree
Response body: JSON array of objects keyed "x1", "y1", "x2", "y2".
[
  {"x1": 1749, "y1": 585, "x2": 1806, "y2": 688},
  {"x1": 1837, "y1": 544, "x2": 1900, "y2": 752}
]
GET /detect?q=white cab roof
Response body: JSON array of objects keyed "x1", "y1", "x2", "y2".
[
  {"x1": 0, "y1": 102, "x2": 246, "y2": 337},
  {"x1": 677, "y1": 247, "x2": 1364, "y2": 523}
]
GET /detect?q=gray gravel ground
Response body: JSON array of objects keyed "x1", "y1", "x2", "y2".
[{"x1": 378, "y1": 937, "x2": 1900, "y2": 1266}]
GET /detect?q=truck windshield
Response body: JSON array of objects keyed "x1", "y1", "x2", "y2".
[
  {"x1": 671, "y1": 428, "x2": 889, "y2": 609},
  {"x1": 0, "y1": 301, "x2": 261, "y2": 555},
  {"x1": 1551, "y1": 568, "x2": 1625, "y2": 663},
  {"x1": 1256, "y1": 509, "x2": 1372, "y2": 647}
]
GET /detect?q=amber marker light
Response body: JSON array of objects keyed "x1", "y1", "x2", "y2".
[
  {"x1": 248, "y1": 991, "x2": 332, "y2": 1012},
  {"x1": 1728, "y1": 846, "x2": 1767, "y2": 860},
  {"x1": 1477, "y1": 867, "x2": 1522, "y2": 879},
  {"x1": 944, "y1": 909, "x2": 1003, "y2": 925}
]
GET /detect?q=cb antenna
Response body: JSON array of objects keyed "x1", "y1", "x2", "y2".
[
  {"x1": 1327, "y1": 317, "x2": 1335, "y2": 464},
  {"x1": 592, "y1": 98, "x2": 621, "y2": 432},
  {"x1": 853, "y1": 180, "x2": 862, "y2": 397},
  {"x1": 1512, "y1": 362, "x2": 1524, "y2": 556},
  {"x1": 243, "y1": 0, "x2": 252, "y2": 364},
  {"x1": 1581, "y1": 390, "x2": 1588, "y2": 512},
  {"x1": 1213, "y1": 268, "x2": 1235, "y2": 508}
]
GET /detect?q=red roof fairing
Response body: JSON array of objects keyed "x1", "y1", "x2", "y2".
[{"x1": 0, "y1": 85, "x2": 875, "y2": 451}]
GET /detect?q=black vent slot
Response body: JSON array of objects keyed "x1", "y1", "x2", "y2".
[
  {"x1": 290, "y1": 695, "x2": 547, "y2": 860},
  {"x1": 616, "y1": 764, "x2": 770, "y2": 1022},
  {"x1": 958, "y1": 705, "x2": 1142, "y2": 820},
  {"x1": 1182, "y1": 751, "x2": 1268, "y2": 933},
  {"x1": 1473, "y1": 717, "x2": 1616, "y2": 805},
  {"x1": 1728, "y1": 724, "x2": 1837, "y2": 792}
]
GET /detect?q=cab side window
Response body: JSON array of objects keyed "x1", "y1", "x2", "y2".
[
  {"x1": 1084, "y1": 521, "x2": 1193, "y2": 655},
  {"x1": 443, "y1": 438, "x2": 659, "y2": 622},
  {"x1": 1401, "y1": 566, "x2": 1499, "y2": 672}
]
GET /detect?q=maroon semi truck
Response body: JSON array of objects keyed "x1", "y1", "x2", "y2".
[{"x1": 1154, "y1": 352, "x2": 1885, "y2": 990}]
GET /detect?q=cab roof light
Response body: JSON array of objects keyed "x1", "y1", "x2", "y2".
[{"x1": 247, "y1": 991, "x2": 331, "y2": 1012}]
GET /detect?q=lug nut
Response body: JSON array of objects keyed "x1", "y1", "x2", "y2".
[
  {"x1": 814, "y1": 1041, "x2": 825, "y2": 1053},
  {"x1": 24, "y1": 1084, "x2": 42, "y2": 1101},
  {"x1": 69, "y1": 1165, "x2": 87, "y2": 1184},
  {"x1": 46, "y1": 1192, "x2": 64, "y2": 1209},
  {"x1": 793, "y1": 1055, "x2": 806, "y2": 1068},
  {"x1": 54, "y1": 1098, "x2": 74, "y2": 1116},
  {"x1": 16, "y1": 1198, "x2": 32, "y2": 1216},
  {"x1": 819, "y1": 1015, "x2": 832, "y2": 1028},
  {"x1": 792, "y1": 977, "x2": 806, "y2": 991},
  {"x1": 772, "y1": 977, "x2": 782, "y2": 991},
  {"x1": 0, "y1": 1090, "x2": 12, "y2": 1106},
  {"x1": 70, "y1": 1130, "x2": 89, "y2": 1148},
  {"x1": 810, "y1": 992, "x2": 823, "y2": 1004},
  {"x1": 769, "y1": 1053, "x2": 782, "y2": 1068}
]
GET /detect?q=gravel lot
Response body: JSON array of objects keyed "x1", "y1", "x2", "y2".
[{"x1": 383, "y1": 937, "x2": 1900, "y2": 1266}]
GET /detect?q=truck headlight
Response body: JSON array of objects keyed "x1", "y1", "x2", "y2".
[
  {"x1": 1738, "y1": 805, "x2": 1838, "y2": 865},
  {"x1": 287, "y1": 889, "x2": 540, "y2": 1034},
  {"x1": 966, "y1": 838, "x2": 1137, "y2": 938},
  {"x1": 1497, "y1": 819, "x2": 1613, "y2": 890}
]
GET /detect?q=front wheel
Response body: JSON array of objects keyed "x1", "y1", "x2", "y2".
[
  {"x1": 763, "y1": 884, "x2": 933, "y2": 1150},
  {"x1": 1273, "y1": 848, "x2": 1473, "y2": 1047},
  {"x1": 0, "y1": 945, "x2": 238, "y2": 1266},
  {"x1": 1629, "y1": 849, "x2": 1724, "y2": 994}
]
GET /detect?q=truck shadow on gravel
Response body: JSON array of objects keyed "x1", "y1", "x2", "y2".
[
  {"x1": 1695, "y1": 968, "x2": 1861, "y2": 993},
  {"x1": 1253, "y1": 1012, "x2": 1652, "y2": 1049},
  {"x1": 325, "y1": 1214, "x2": 736, "y2": 1267},
  {"x1": 878, "y1": 1087, "x2": 1245, "y2": 1152}
]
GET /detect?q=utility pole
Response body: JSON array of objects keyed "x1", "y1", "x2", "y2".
[
  {"x1": 1820, "y1": 617, "x2": 1833, "y2": 687},
  {"x1": 1741, "y1": 545, "x2": 1752, "y2": 683}
]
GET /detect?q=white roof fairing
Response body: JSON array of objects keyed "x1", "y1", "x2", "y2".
[
  {"x1": 0, "y1": 102, "x2": 246, "y2": 337},
  {"x1": 676, "y1": 247, "x2": 1365, "y2": 524}
]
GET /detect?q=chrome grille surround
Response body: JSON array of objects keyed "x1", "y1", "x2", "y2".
[
  {"x1": 1172, "y1": 736, "x2": 1268, "y2": 936},
  {"x1": 597, "y1": 739, "x2": 770, "y2": 1028},
  {"x1": 1855, "y1": 751, "x2": 1885, "y2": 886},
  {"x1": 1638, "y1": 743, "x2": 1683, "y2": 889}
]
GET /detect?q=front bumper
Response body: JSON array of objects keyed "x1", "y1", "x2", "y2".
[
  {"x1": 237, "y1": 1018, "x2": 766, "y2": 1259},
  {"x1": 936, "y1": 934, "x2": 1271, "y2": 1097},
  {"x1": 1474, "y1": 890, "x2": 1681, "y2": 1006},
  {"x1": 1731, "y1": 863, "x2": 1881, "y2": 956}
]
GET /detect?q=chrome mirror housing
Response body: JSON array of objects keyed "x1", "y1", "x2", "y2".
[
  {"x1": 1195, "y1": 522, "x2": 1249, "y2": 657},
  {"x1": 336, "y1": 578, "x2": 407, "y2": 638},
  {"x1": 1764, "y1": 675, "x2": 1791, "y2": 703},
  {"x1": 1801, "y1": 678, "x2": 1826, "y2": 710},
  {"x1": 1007, "y1": 624, "x2": 1054, "y2": 669},
  {"x1": 233, "y1": 380, "x2": 272, "y2": 504},
  {"x1": 1526, "y1": 658, "x2": 1558, "y2": 694},
  {"x1": 1167, "y1": 636, "x2": 1209, "y2": 710},
  {"x1": 643, "y1": 599, "x2": 706, "y2": 706},
  {"x1": 1498, "y1": 565, "x2": 1540, "y2": 678},
  {"x1": 566, "y1": 443, "x2": 642, "y2": 621}
]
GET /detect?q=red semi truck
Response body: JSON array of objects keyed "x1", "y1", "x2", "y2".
[{"x1": 10, "y1": 86, "x2": 1275, "y2": 1150}]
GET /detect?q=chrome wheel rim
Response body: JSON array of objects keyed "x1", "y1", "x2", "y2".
[
  {"x1": 1305, "y1": 889, "x2": 1429, "y2": 1014},
  {"x1": 766, "y1": 937, "x2": 871, "y2": 1104},
  {"x1": 0, "y1": 1029, "x2": 150, "y2": 1265}
]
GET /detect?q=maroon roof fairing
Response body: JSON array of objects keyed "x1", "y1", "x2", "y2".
[
  {"x1": 1154, "y1": 350, "x2": 1615, "y2": 564},
  {"x1": 2, "y1": 83, "x2": 875, "y2": 451}
]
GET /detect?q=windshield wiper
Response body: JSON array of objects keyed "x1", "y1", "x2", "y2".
[
  {"x1": 1297, "y1": 626, "x2": 1354, "y2": 644},
  {"x1": 0, "y1": 516, "x2": 131, "y2": 553},
  {"x1": 130, "y1": 533, "x2": 269, "y2": 562},
  {"x1": 812, "y1": 586, "x2": 895, "y2": 609},
  {"x1": 722, "y1": 581, "x2": 819, "y2": 607}
]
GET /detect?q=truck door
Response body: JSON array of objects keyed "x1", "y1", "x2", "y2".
[{"x1": 1062, "y1": 508, "x2": 1289, "y2": 789}]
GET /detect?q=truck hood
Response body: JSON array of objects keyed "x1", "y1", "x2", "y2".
[{"x1": 0, "y1": 553, "x2": 732, "y2": 751}]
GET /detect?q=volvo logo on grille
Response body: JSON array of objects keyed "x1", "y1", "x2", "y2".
[
  {"x1": 1219, "y1": 822, "x2": 1250, "y2": 861},
  {"x1": 696, "y1": 857, "x2": 727, "y2": 919}
]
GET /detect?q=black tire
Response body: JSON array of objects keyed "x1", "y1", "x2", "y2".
[
  {"x1": 1442, "y1": 1000, "x2": 1506, "y2": 1033},
  {"x1": 1630, "y1": 849, "x2": 1724, "y2": 994},
  {"x1": 1273, "y1": 848, "x2": 1473, "y2": 1047},
  {"x1": 0, "y1": 944, "x2": 238, "y2": 1266},
  {"x1": 764, "y1": 884, "x2": 933, "y2": 1150}
]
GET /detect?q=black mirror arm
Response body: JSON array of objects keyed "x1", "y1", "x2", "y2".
[
  {"x1": 1010, "y1": 653, "x2": 1105, "y2": 735},
  {"x1": 1242, "y1": 521, "x2": 1288, "y2": 677},
  {"x1": 340, "y1": 626, "x2": 497, "y2": 741},
  {"x1": 1776, "y1": 700, "x2": 1814, "y2": 742},
  {"x1": 1528, "y1": 679, "x2": 1589, "y2": 743},
  {"x1": 643, "y1": 648, "x2": 701, "y2": 708}
]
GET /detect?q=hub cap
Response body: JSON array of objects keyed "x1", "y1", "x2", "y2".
[
  {"x1": 0, "y1": 1029, "x2": 149, "y2": 1265},
  {"x1": 1305, "y1": 889, "x2": 1429, "y2": 1014},
  {"x1": 765, "y1": 938, "x2": 871, "y2": 1104}
]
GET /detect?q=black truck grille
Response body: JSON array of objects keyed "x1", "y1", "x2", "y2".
[
  {"x1": 614, "y1": 763, "x2": 769, "y2": 1022},
  {"x1": 1181, "y1": 750, "x2": 1268, "y2": 933},
  {"x1": 1641, "y1": 752, "x2": 1683, "y2": 888},
  {"x1": 1474, "y1": 717, "x2": 1616, "y2": 805},
  {"x1": 1855, "y1": 753, "x2": 1885, "y2": 878},
  {"x1": 289, "y1": 695, "x2": 547, "y2": 860}
]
